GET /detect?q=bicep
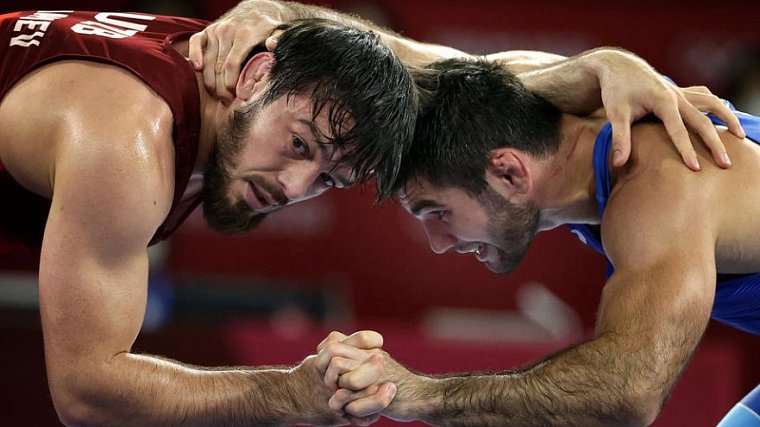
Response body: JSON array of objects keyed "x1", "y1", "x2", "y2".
[
  {"x1": 39, "y1": 193, "x2": 153, "y2": 364},
  {"x1": 37, "y1": 70, "x2": 175, "y2": 381}
]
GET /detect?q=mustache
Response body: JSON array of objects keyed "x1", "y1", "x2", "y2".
[{"x1": 250, "y1": 175, "x2": 290, "y2": 206}]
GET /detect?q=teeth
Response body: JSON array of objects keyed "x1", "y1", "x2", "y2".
[{"x1": 474, "y1": 245, "x2": 482, "y2": 256}]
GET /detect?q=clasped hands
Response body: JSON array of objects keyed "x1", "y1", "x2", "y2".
[{"x1": 312, "y1": 330, "x2": 417, "y2": 426}]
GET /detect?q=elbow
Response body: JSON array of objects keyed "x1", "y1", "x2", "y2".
[
  {"x1": 622, "y1": 401, "x2": 661, "y2": 427},
  {"x1": 614, "y1": 383, "x2": 667, "y2": 427},
  {"x1": 49, "y1": 374, "x2": 108, "y2": 427}
]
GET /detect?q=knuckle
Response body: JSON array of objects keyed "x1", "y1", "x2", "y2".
[
  {"x1": 325, "y1": 342, "x2": 342, "y2": 354},
  {"x1": 704, "y1": 93, "x2": 720, "y2": 104},
  {"x1": 368, "y1": 354, "x2": 385, "y2": 368},
  {"x1": 223, "y1": 60, "x2": 238, "y2": 72},
  {"x1": 335, "y1": 388, "x2": 350, "y2": 399},
  {"x1": 335, "y1": 357, "x2": 350, "y2": 370},
  {"x1": 237, "y1": 26, "x2": 254, "y2": 38},
  {"x1": 658, "y1": 89, "x2": 679, "y2": 105},
  {"x1": 216, "y1": 22, "x2": 232, "y2": 36},
  {"x1": 339, "y1": 374, "x2": 355, "y2": 389},
  {"x1": 697, "y1": 114, "x2": 715, "y2": 128}
]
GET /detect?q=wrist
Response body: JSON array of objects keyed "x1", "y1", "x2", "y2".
[
  {"x1": 578, "y1": 48, "x2": 617, "y2": 89},
  {"x1": 587, "y1": 48, "x2": 642, "y2": 88},
  {"x1": 388, "y1": 375, "x2": 444, "y2": 422},
  {"x1": 282, "y1": 360, "x2": 337, "y2": 426}
]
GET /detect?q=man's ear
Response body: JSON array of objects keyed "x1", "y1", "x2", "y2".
[
  {"x1": 487, "y1": 148, "x2": 532, "y2": 198},
  {"x1": 236, "y1": 52, "x2": 275, "y2": 101}
]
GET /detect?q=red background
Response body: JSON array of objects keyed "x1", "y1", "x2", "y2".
[{"x1": 1, "y1": 1, "x2": 759, "y2": 426}]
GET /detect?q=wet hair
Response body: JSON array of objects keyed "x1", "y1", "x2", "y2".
[
  {"x1": 390, "y1": 58, "x2": 562, "y2": 196},
  {"x1": 255, "y1": 19, "x2": 417, "y2": 195}
]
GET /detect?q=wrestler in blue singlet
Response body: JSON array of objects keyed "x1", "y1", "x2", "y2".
[{"x1": 567, "y1": 102, "x2": 760, "y2": 426}]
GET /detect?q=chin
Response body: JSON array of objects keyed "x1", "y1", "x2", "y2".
[
  {"x1": 485, "y1": 261, "x2": 515, "y2": 275},
  {"x1": 202, "y1": 199, "x2": 268, "y2": 235},
  {"x1": 486, "y1": 249, "x2": 528, "y2": 275}
]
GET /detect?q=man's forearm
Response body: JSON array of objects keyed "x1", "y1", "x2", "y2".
[
  {"x1": 408, "y1": 335, "x2": 678, "y2": 427},
  {"x1": 517, "y1": 47, "x2": 649, "y2": 116},
  {"x1": 218, "y1": 0, "x2": 467, "y2": 66},
  {"x1": 57, "y1": 353, "x2": 331, "y2": 427}
]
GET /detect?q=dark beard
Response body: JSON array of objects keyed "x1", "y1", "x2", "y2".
[
  {"x1": 478, "y1": 186, "x2": 540, "y2": 274},
  {"x1": 202, "y1": 101, "x2": 269, "y2": 235}
]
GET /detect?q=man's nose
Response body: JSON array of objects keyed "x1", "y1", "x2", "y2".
[
  {"x1": 424, "y1": 224, "x2": 456, "y2": 254},
  {"x1": 280, "y1": 163, "x2": 326, "y2": 203}
]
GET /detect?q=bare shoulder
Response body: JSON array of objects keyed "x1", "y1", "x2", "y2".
[
  {"x1": 603, "y1": 121, "x2": 760, "y2": 271},
  {"x1": 601, "y1": 123, "x2": 718, "y2": 267},
  {"x1": 0, "y1": 60, "x2": 177, "y2": 247},
  {"x1": 0, "y1": 60, "x2": 176, "y2": 214}
]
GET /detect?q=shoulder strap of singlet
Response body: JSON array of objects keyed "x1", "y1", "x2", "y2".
[
  {"x1": 708, "y1": 100, "x2": 760, "y2": 144},
  {"x1": 592, "y1": 122, "x2": 614, "y2": 217}
]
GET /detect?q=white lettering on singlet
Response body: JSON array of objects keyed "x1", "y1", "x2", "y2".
[
  {"x1": 71, "y1": 13, "x2": 156, "y2": 39},
  {"x1": 9, "y1": 10, "x2": 72, "y2": 48}
]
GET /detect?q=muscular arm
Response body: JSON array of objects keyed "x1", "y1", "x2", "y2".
[
  {"x1": 190, "y1": 0, "x2": 466, "y2": 97},
  {"x1": 31, "y1": 62, "x2": 336, "y2": 427},
  {"x1": 324, "y1": 149, "x2": 719, "y2": 426},
  {"x1": 191, "y1": 2, "x2": 741, "y2": 171},
  {"x1": 514, "y1": 47, "x2": 743, "y2": 169},
  {"x1": 242, "y1": 0, "x2": 467, "y2": 65}
]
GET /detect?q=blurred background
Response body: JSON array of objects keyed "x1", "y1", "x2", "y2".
[{"x1": 1, "y1": 1, "x2": 759, "y2": 426}]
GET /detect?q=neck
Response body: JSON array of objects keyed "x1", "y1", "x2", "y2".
[
  {"x1": 531, "y1": 114, "x2": 607, "y2": 231},
  {"x1": 171, "y1": 39, "x2": 222, "y2": 175}
]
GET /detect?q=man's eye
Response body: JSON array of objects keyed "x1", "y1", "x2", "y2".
[
  {"x1": 320, "y1": 173, "x2": 336, "y2": 188},
  {"x1": 292, "y1": 137, "x2": 309, "y2": 157},
  {"x1": 431, "y1": 210, "x2": 447, "y2": 221}
]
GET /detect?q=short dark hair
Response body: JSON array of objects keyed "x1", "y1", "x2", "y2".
[
  {"x1": 261, "y1": 19, "x2": 417, "y2": 195},
  {"x1": 390, "y1": 58, "x2": 562, "y2": 196}
]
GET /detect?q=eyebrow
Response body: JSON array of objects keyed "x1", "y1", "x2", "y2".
[
  {"x1": 407, "y1": 199, "x2": 445, "y2": 216},
  {"x1": 298, "y1": 118, "x2": 354, "y2": 188}
]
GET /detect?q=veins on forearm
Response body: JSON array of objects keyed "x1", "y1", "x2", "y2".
[
  {"x1": 223, "y1": 0, "x2": 398, "y2": 36},
  {"x1": 516, "y1": 47, "x2": 640, "y2": 116},
  {"x1": 517, "y1": 56, "x2": 602, "y2": 116},
  {"x1": 109, "y1": 353, "x2": 312, "y2": 426}
]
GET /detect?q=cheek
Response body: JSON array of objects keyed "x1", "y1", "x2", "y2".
[
  {"x1": 422, "y1": 219, "x2": 449, "y2": 239},
  {"x1": 450, "y1": 217, "x2": 490, "y2": 242},
  {"x1": 239, "y1": 139, "x2": 286, "y2": 171}
]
